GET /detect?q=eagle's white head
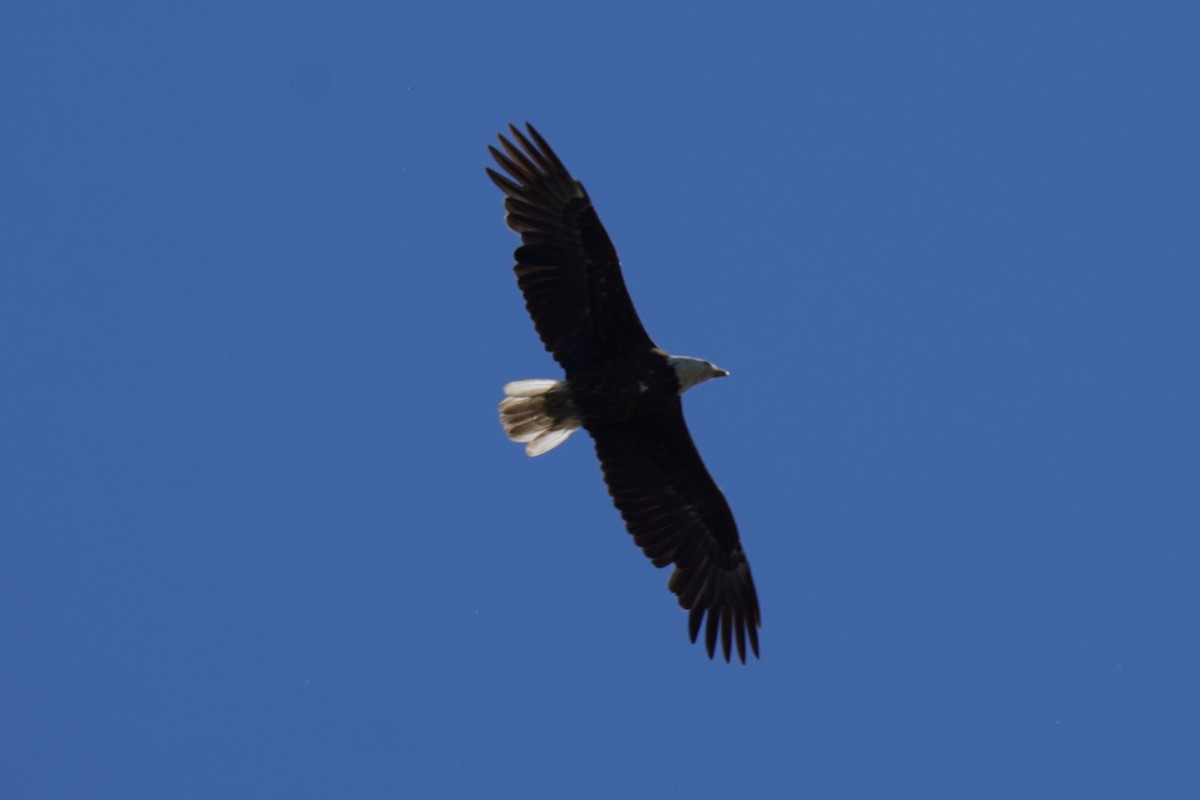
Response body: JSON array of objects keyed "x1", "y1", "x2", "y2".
[{"x1": 666, "y1": 355, "x2": 729, "y2": 394}]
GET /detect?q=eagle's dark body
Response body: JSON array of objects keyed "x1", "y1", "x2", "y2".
[
  {"x1": 489, "y1": 124, "x2": 760, "y2": 662},
  {"x1": 567, "y1": 348, "x2": 681, "y2": 424}
]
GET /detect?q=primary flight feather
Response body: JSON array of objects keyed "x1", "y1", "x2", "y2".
[{"x1": 489, "y1": 124, "x2": 760, "y2": 662}]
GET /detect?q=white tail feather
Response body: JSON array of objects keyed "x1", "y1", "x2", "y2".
[
  {"x1": 503, "y1": 379, "x2": 558, "y2": 397},
  {"x1": 525, "y1": 427, "x2": 573, "y2": 456},
  {"x1": 499, "y1": 379, "x2": 580, "y2": 456}
]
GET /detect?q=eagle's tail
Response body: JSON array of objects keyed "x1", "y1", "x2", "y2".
[{"x1": 499, "y1": 379, "x2": 580, "y2": 457}]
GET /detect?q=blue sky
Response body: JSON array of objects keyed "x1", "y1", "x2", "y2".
[{"x1": 3, "y1": 2, "x2": 1198, "y2": 797}]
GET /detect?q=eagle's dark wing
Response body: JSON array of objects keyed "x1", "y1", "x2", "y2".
[
  {"x1": 486, "y1": 124, "x2": 655, "y2": 374},
  {"x1": 588, "y1": 408, "x2": 761, "y2": 662}
]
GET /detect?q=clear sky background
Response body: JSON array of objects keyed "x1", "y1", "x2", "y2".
[{"x1": 3, "y1": 2, "x2": 1198, "y2": 798}]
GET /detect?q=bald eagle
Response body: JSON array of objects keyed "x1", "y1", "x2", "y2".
[{"x1": 488, "y1": 124, "x2": 760, "y2": 663}]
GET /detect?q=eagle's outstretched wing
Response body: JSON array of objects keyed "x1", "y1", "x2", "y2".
[
  {"x1": 486, "y1": 124, "x2": 655, "y2": 374},
  {"x1": 589, "y1": 408, "x2": 761, "y2": 662}
]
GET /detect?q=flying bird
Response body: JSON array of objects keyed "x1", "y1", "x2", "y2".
[{"x1": 488, "y1": 124, "x2": 760, "y2": 662}]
